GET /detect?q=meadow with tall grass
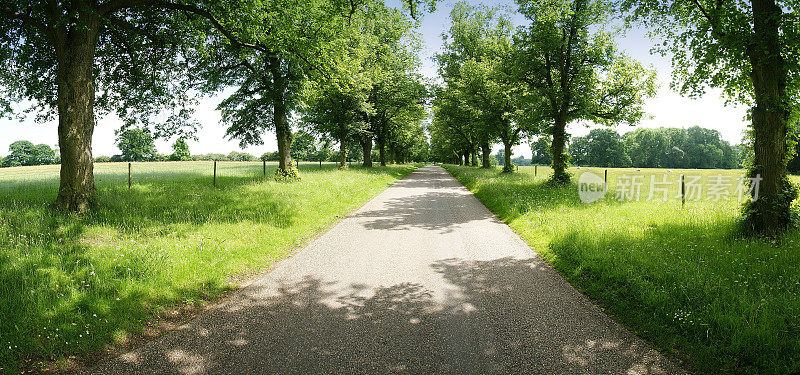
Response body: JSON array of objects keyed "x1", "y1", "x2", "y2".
[
  {"x1": 444, "y1": 164, "x2": 800, "y2": 375},
  {"x1": 0, "y1": 161, "x2": 416, "y2": 372}
]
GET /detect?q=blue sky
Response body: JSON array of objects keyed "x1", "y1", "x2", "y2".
[{"x1": 0, "y1": 0, "x2": 749, "y2": 159}]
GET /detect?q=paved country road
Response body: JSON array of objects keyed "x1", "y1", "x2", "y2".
[{"x1": 88, "y1": 165, "x2": 684, "y2": 375}]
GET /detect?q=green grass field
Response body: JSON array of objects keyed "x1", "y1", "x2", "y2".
[
  {"x1": 0, "y1": 161, "x2": 416, "y2": 372},
  {"x1": 444, "y1": 164, "x2": 800, "y2": 375}
]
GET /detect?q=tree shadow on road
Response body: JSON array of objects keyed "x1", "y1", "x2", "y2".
[
  {"x1": 0, "y1": 164, "x2": 416, "y2": 372},
  {"x1": 90, "y1": 257, "x2": 681, "y2": 375},
  {"x1": 352, "y1": 191, "x2": 495, "y2": 234},
  {"x1": 351, "y1": 167, "x2": 498, "y2": 234}
]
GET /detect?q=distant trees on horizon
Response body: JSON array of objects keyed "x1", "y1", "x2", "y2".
[
  {"x1": 492, "y1": 125, "x2": 792, "y2": 172},
  {"x1": 570, "y1": 126, "x2": 741, "y2": 170},
  {"x1": 0, "y1": 141, "x2": 57, "y2": 168}
]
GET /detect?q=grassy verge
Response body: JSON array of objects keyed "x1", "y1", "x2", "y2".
[
  {"x1": 443, "y1": 164, "x2": 800, "y2": 375},
  {"x1": 0, "y1": 161, "x2": 416, "y2": 373}
]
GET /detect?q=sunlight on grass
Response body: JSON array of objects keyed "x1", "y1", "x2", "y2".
[
  {"x1": 445, "y1": 164, "x2": 800, "y2": 375},
  {"x1": 0, "y1": 161, "x2": 416, "y2": 372}
]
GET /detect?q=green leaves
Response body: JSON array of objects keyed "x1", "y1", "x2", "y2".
[
  {"x1": 1, "y1": 141, "x2": 56, "y2": 167},
  {"x1": 513, "y1": 0, "x2": 656, "y2": 128},
  {"x1": 619, "y1": 0, "x2": 800, "y2": 104},
  {"x1": 115, "y1": 129, "x2": 158, "y2": 162},
  {"x1": 432, "y1": 2, "x2": 522, "y2": 161}
]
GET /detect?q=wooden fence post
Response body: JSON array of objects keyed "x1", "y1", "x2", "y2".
[
  {"x1": 128, "y1": 162, "x2": 132, "y2": 192},
  {"x1": 534, "y1": 165, "x2": 537, "y2": 177},
  {"x1": 604, "y1": 169, "x2": 608, "y2": 184},
  {"x1": 213, "y1": 160, "x2": 217, "y2": 187},
  {"x1": 262, "y1": 159, "x2": 266, "y2": 178},
  {"x1": 681, "y1": 174, "x2": 686, "y2": 207}
]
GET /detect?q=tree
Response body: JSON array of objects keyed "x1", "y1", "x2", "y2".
[
  {"x1": 169, "y1": 138, "x2": 191, "y2": 161},
  {"x1": 116, "y1": 129, "x2": 157, "y2": 162},
  {"x1": 624, "y1": 128, "x2": 669, "y2": 168},
  {"x1": 513, "y1": 0, "x2": 656, "y2": 183},
  {"x1": 291, "y1": 131, "x2": 317, "y2": 161},
  {"x1": 368, "y1": 72, "x2": 429, "y2": 166},
  {"x1": 2, "y1": 141, "x2": 56, "y2": 167},
  {"x1": 197, "y1": 0, "x2": 342, "y2": 179},
  {"x1": 570, "y1": 136, "x2": 589, "y2": 166},
  {"x1": 227, "y1": 151, "x2": 255, "y2": 161},
  {"x1": 431, "y1": 85, "x2": 482, "y2": 166},
  {"x1": 662, "y1": 127, "x2": 690, "y2": 169},
  {"x1": 33, "y1": 144, "x2": 57, "y2": 165},
  {"x1": 302, "y1": 81, "x2": 368, "y2": 169},
  {"x1": 531, "y1": 136, "x2": 552, "y2": 165},
  {"x1": 0, "y1": 1, "x2": 269, "y2": 212},
  {"x1": 790, "y1": 144, "x2": 800, "y2": 174},
  {"x1": 621, "y1": 0, "x2": 800, "y2": 235},
  {"x1": 4, "y1": 141, "x2": 36, "y2": 167},
  {"x1": 300, "y1": 1, "x2": 430, "y2": 169},
  {"x1": 583, "y1": 128, "x2": 631, "y2": 167},
  {"x1": 683, "y1": 126, "x2": 736, "y2": 169},
  {"x1": 356, "y1": 5, "x2": 427, "y2": 167},
  {"x1": 429, "y1": 115, "x2": 471, "y2": 164},
  {"x1": 312, "y1": 138, "x2": 335, "y2": 163},
  {"x1": 495, "y1": 149, "x2": 506, "y2": 166}
]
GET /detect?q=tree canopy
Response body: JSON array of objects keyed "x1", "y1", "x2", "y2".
[
  {"x1": 116, "y1": 129, "x2": 157, "y2": 162},
  {"x1": 1, "y1": 141, "x2": 57, "y2": 167},
  {"x1": 170, "y1": 138, "x2": 191, "y2": 161}
]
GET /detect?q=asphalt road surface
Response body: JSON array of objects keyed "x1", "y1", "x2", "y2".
[{"x1": 87, "y1": 165, "x2": 684, "y2": 375}]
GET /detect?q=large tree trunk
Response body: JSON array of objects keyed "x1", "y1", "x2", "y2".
[
  {"x1": 360, "y1": 135, "x2": 373, "y2": 167},
  {"x1": 550, "y1": 116, "x2": 570, "y2": 183},
  {"x1": 54, "y1": 22, "x2": 100, "y2": 213},
  {"x1": 275, "y1": 103, "x2": 293, "y2": 172},
  {"x1": 463, "y1": 149, "x2": 470, "y2": 166},
  {"x1": 339, "y1": 134, "x2": 348, "y2": 169},
  {"x1": 745, "y1": 0, "x2": 796, "y2": 236},
  {"x1": 270, "y1": 57, "x2": 294, "y2": 176},
  {"x1": 502, "y1": 141, "x2": 513, "y2": 173},
  {"x1": 389, "y1": 144, "x2": 396, "y2": 164},
  {"x1": 481, "y1": 141, "x2": 491, "y2": 168}
]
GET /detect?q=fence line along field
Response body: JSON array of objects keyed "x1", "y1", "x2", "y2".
[
  {"x1": 445, "y1": 164, "x2": 800, "y2": 375},
  {"x1": 0, "y1": 161, "x2": 416, "y2": 373}
]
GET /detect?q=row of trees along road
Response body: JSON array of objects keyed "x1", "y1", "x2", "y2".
[
  {"x1": 430, "y1": 1, "x2": 656, "y2": 174},
  {"x1": 0, "y1": 0, "x2": 435, "y2": 212},
  {"x1": 431, "y1": 0, "x2": 800, "y2": 237},
  {"x1": 196, "y1": 0, "x2": 431, "y2": 177},
  {"x1": 300, "y1": 3, "x2": 429, "y2": 169}
]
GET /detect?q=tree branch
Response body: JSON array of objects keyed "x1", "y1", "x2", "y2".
[
  {"x1": 688, "y1": 0, "x2": 726, "y2": 39},
  {"x1": 0, "y1": 5, "x2": 52, "y2": 39},
  {"x1": 98, "y1": 0, "x2": 271, "y2": 54},
  {"x1": 104, "y1": 15, "x2": 164, "y2": 45}
]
